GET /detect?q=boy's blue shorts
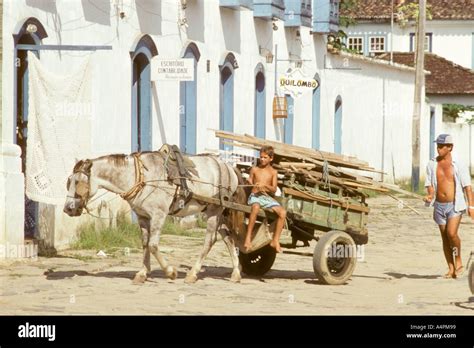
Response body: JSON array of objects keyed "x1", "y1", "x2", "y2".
[{"x1": 247, "y1": 193, "x2": 280, "y2": 209}]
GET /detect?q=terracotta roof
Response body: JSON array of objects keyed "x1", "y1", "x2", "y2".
[
  {"x1": 340, "y1": 0, "x2": 474, "y2": 21},
  {"x1": 376, "y1": 52, "x2": 474, "y2": 95}
]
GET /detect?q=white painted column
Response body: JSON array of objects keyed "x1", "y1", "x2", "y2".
[{"x1": 0, "y1": 142, "x2": 25, "y2": 258}]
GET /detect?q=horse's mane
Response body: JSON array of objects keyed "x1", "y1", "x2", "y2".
[{"x1": 92, "y1": 154, "x2": 128, "y2": 167}]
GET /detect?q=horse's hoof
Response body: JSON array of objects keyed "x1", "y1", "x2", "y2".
[
  {"x1": 230, "y1": 270, "x2": 241, "y2": 283},
  {"x1": 166, "y1": 266, "x2": 177, "y2": 280},
  {"x1": 184, "y1": 273, "x2": 198, "y2": 284},
  {"x1": 132, "y1": 273, "x2": 147, "y2": 284}
]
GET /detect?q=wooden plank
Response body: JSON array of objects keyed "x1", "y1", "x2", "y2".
[
  {"x1": 192, "y1": 193, "x2": 276, "y2": 219},
  {"x1": 283, "y1": 188, "x2": 370, "y2": 213},
  {"x1": 381, "y1": 183, "x2": 424, "y2": 199},
  {"x1": 216, "y1": 130, "x2": 370, "y2": 168},
  {"x1": 280, "y1": 162, "x2": 316, "y2": 169}
]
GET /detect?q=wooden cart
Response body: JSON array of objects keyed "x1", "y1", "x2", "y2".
[{"x1": 194, "y1": 176, "x2": 369, "y2": 285}]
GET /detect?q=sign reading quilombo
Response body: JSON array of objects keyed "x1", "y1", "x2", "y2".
[
  {"x1": 279, "y1": 69, "x2": 319, "y2": 98},
  {"x1": 151, "y1": 58, "x2": 194, "y2": 81}
]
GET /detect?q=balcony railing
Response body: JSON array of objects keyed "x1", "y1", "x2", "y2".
[
  {"x1": 253, "y1": 0, "x2": 285, "y2": 20},
  {"x1": 284, "y1": 0, "x2": 312, "y2": 27},
  {"x1": 220, "y1": 0, "x2": 254, "y2": 10},
  {"x1": 312, "y1": 0, "x2": 339, "y2": 33}
]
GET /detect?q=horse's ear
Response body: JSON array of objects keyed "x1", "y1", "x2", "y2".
[{"x1": 83, "y1": 159, "x2": 93, "y2": 171}]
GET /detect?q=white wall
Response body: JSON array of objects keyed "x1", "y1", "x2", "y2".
[
  {"x1": 428, "y1": 95, "x2": 474, "y2": 176},
  {"x1": 347, "y1": 20, "x2": 474, "y2": 69},
  {"x1": 1, "y1": 0, "x2": 419, "y2": 252}
]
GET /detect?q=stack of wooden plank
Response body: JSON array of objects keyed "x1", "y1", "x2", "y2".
[{"x1": 215, "y1": 130, "x2": 419, "y2": 199}]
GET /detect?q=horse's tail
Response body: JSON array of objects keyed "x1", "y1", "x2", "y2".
[{"x1": 227, "y1": 167, "x2": 248, "y2": 236}]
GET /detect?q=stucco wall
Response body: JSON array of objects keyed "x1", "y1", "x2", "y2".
[{"x1": 1, "y1": 0, "x2": 421, "y2": 251}]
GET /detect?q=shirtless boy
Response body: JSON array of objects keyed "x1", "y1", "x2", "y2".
[
  {"x1": 424, "y1": 134, "x2": 474, "y2": 279},
  {"x1": 244, "y1": 146, "x2": 286, "y2": 253}
]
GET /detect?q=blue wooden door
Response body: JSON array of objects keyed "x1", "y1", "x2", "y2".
[
  {"x1": 132, "y1": 54, "x2": 152, "y2": 153},
  {"x1": 17, "y1": 46, "x2": 39, "y2": 238},
  {"x1": 220, "y1": 67, "x2": 234, "y2": 151},
  {"x1": 180, "y1": 51, "x2": 197, "y2": 154},
  {"x1": 429, "y1": 108, "x2": 435, "y2": 159},
  {"x1": 334, "y1": 97, "x2": 342, "y2": 154},
  {"x1": 284, "y1": 95, "x2": 294, "y2": 144},
  {"x1": 312, "y1": 83, "x2": 321, "y2": 149},
  {"x1": 254, "y1": 72, "x2": 266, "y2": 139}
]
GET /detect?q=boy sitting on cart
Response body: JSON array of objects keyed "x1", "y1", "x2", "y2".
[{"x1": 244, "y1": 146, "x2": 287, "y2": 253}]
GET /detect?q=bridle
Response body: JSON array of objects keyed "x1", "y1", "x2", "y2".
[
  {"x1": 67, "y1": 154, "x2": 147, "y2": 214},
  {"x1": 67, "y1": 159, "x2": 93, "y2": 211}
]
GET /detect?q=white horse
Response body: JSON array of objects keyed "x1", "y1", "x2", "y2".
[{"x1": 63, "y1": 151, "x2": 246, "y2": 284}]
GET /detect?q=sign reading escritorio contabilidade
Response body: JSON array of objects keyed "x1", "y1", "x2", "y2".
[
  {"x1": 279, "y1": 69, "x2": 319, "y2": 98},
  {"x1": 151, "y1": 58, "x2": 194, "y2": 81}
]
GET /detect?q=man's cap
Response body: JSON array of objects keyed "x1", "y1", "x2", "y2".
[{"x1": 434, "y1": 134, "x2": 453, "y2": 144}]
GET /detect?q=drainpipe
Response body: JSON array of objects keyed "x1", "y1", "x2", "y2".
[
  {"x1": 470, "y1": 122, "x2": 473, "y2": 176},
  {"x1": 390, "y1": 0, "x2": 394, "y2": 64},
  {"x1": 381, "y1": 78, "x2": 386, "y2": 182}
]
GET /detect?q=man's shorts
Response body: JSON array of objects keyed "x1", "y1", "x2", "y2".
[
  {"x1": 433, "y1": 201, "x2": 464, "y2": 225},
  {"x1": 247, "y1": 193, "x2": 280, "y2": 209}
]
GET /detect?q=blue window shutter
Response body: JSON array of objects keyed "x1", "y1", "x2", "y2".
[
  {"x1": 220, "y1": 67, "x2": 234, "y2": 151},
  {"x1": 312, "y1": 83, "x2": 321, "y2": 149},
  {"x1": 179, "y1": 80, "x2": 187, "y2": 152},
  {"x1": 254, "y1": 72, "x2": 266, "y2": 139},
  {"x1": 334, "y1": 97, "x2": 342, "y2": 154},
  {"x1": 131, "y1": 62, "x2": 139, "y2": 153},
  {"x1": 284, "y1": 95, "x2": 294, "y2": 144},
  {"x1": 139, "y1": 61, "x2": 152, "y2": 152},
  {"x1": 180, "y1": 49, "x2": 198, "y2": 155},
  {"x1": 429, "y1": 108, "x2": 435, "y2": 159}
]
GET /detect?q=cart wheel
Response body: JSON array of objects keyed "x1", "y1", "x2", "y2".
[
  {"x1": 469, "y1": 262, "x2": 474, "y2": 295},
  {"x1": 239, "y1": 245, "x2": 276, "y2": 276},
  {"x1": 313, "y1": 231, "x2": 357, "y2": 285}
]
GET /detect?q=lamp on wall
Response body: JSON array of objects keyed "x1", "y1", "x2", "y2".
[
  {"x1": 26, "y1": 24, "x2": 37, "y2": 34},
  {"x1": 259, "y1": 46, "x2": 274, "y2": 64},
  {"x1": 272, "y1": 17, "x2": 279, "y2": 31},
  {"x1": 266, "y1": 53, "x2": 274, "y2": 64}
]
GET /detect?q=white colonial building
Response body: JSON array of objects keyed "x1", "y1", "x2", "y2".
[
  {"x1": 1, "y1": 0, "x2": 430, "y2": 256},
  {"x1": 341, "y1": 0, "x2": 474, "y2": 69}
]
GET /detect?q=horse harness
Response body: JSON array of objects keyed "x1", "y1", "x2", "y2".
[{"x1": 70, "y1": 147, "x2": 234, "y2": 215}]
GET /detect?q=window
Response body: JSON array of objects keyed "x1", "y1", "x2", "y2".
[
  {"x1": 131, "y1": 35, "x2": 158, "y2": 153},
  {"x1": 410, "y1": 33, "x2": 432, "y2": 52},
  {"x1": 219, "y1": 53, "x2": 238, "y2": 151},
  {"x1": 330, "y1": 0, "x2": 339, "y2": 19},
  {"x1": 347, "y1": 36, "x2": 363, "y2": 53},
  {"x1": 180, "y1": 43, "x2": 200, "y2": 154},
  {"x1": 369, "y1": 36, "x2": 385, "y2": 53},
  {"x1": 254, "y1": 64, "x2": 266, "y2": 139}
]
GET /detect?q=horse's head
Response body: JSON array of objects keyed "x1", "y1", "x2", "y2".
[{"x1": 63, "y1": 159, "x2": 95, "y2": 216}]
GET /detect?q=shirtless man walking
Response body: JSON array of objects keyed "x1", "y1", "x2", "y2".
[
  {"x1": 424, "y1": 134, "x2": 474, "y2": 278},
  {"x1": 244, "y1": 146, "x2": 286, "y2": 253}
]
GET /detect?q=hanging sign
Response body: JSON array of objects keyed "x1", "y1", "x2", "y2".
[
  {"x1": 279, "y1": 68, "x2": 319, "y2": 98},
  {"x1": 151, "y1": 58, "x2": 194, "y2": 81}
]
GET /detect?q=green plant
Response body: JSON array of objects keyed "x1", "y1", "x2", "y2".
[
  {"x1": 396, "y1": 3, "x2": 432, "y2": 27},
  {"x1": 71, "y1": 213, "x2": 142, "y2": 251},
  {"x1": 397, "y1": 179, "x2": 426, "y2": 196},
  {"x1": 196, "y1": 214, "x2": 208, "y2": 229},
  {"x1": 327, "y1": 30, "x2": 348, "y2": 51},
  {"x1": 72, "y1": 213, "x2": 205, "y2": 252},
  {"x1": 443, "y1": 104, "x2": 474, "y2": 123},
  {"x1": 339, "y1": 0, "x2": 359, "y2": 27}
]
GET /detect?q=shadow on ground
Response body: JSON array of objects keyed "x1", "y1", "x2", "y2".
[{"x1": 385, "y1": 272, "x2": 440, "y2": 279}]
